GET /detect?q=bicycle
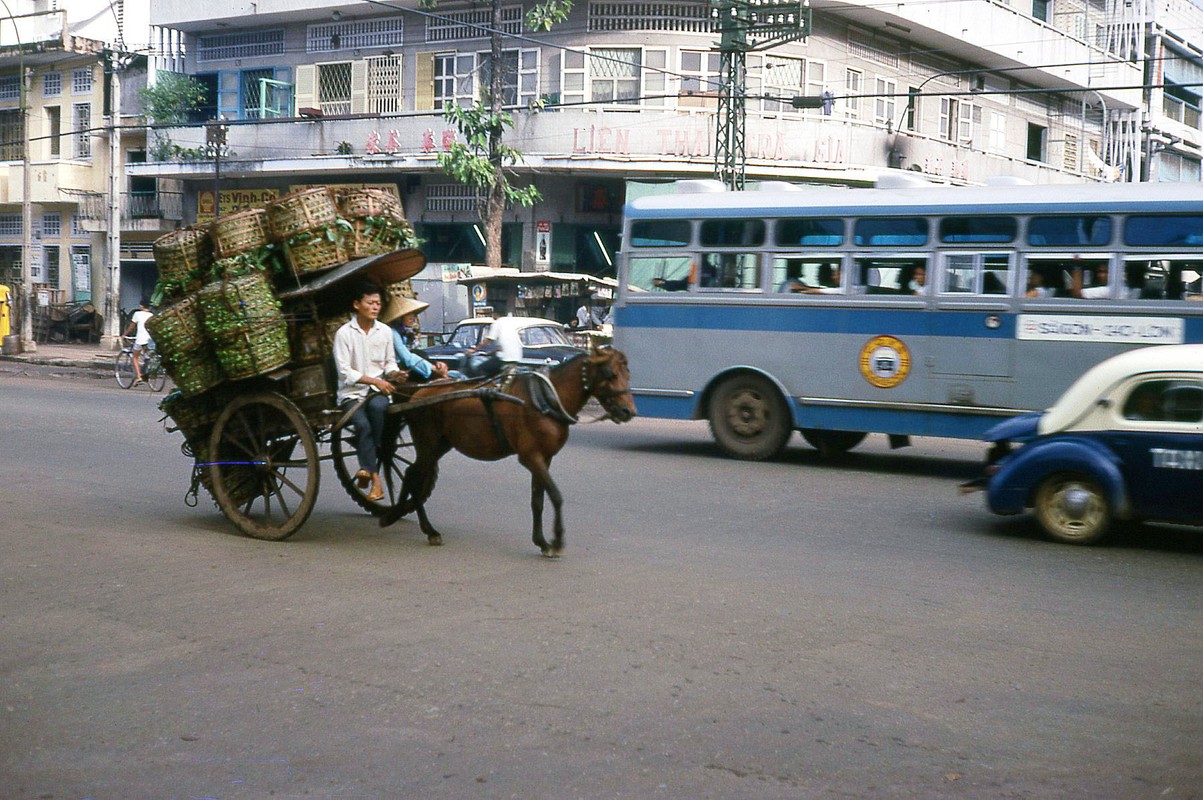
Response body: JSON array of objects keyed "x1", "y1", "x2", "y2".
[{"x1": 116, "y1": 336, "x2": 166, "y2": 391}]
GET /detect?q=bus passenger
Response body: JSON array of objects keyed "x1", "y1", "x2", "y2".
[
  {"x1": 652, "y1": 276, "x2": 689, "y2": 291},
  {"x1": 1025, "y1": 270, "x2": 1053, "y2": 298},
  {"x1": 801, "y1": 264, "x2": 842, "y2": 294},
  {"x1": 907, "y1": 265, "x2": 927, "y2": 295},
  {"x1": 1072, "y1": 264, "x2": 1111, "y2": 299}
]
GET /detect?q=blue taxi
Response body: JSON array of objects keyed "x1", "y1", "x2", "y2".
[{"x1": 978, "y1": 344, "x2": 1203, "y2": 544}]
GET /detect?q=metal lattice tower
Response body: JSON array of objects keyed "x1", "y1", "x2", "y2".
[{"x1": 711, "y1": 0, "x2": 813, "y2": 190}]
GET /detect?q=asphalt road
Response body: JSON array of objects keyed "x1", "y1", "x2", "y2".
[{"x1": 2, "y1": 370, "x2": 1201, "y2": 799}]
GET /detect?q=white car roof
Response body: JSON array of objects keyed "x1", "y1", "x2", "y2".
[
  {"x1": 456, "y1": 316, "x2": 564, "y2": 328},
  {"x1": 1041, "y1": 344, "x2": 1203, "y2": 434}
]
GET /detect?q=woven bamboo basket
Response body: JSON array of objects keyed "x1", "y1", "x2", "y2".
[
  {"x1": 211, "y1": 208, "x2": 271, "y2": 258},
  {"x1": 283, "y1": 234, "x2": 347, "y2": 278},
  {"x1": 159, "y1": 388, "x2": 224, "y2": 441},
  {"x1": 345, "y1": 223, "x2": 397, "y2": 258},
  {"x1": 197, "y1": 272, "x2": 284, "y2": 342},
  {"x1": 146, "y1": 296, "x2": 208, "y2": 360},
  {"x1": 161, "y1": 348, "x2": 225, "y2": 397},
  {"x1": 289, "y1": 315, "x2": 347, "y2": 364},
  {"x1": 153, "y1": 228, "x2": 213, "y2": 287},
  {"x1": 339, "y1": 189, "x2": 408, "y2": 258},
  {"x1": 190, "y1": 439, "x2": 261, "y2": 506},
  {"x1": 385, "y1": 279, "x2": 415, "y2": 301},
  {"x1": 337, "y1": 188, "x2": 404, "y2": 222},
  {"x1": 267, "y1": 187, "x2": 338, "y2": 241},
  {"x1": 214, "y1": 320, "x2": 291, "y2": 380}
]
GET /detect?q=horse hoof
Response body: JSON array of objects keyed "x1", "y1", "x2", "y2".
[
  {"x1": 541, "y1": 548, "x2": 562, "y2": 559},
  {"x1": 427, "y1": 534, "x2": 443, "y2": 546}
]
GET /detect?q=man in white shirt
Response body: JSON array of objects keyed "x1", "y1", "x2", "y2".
[
  {"x1": 332, "y1": 283, "x2": 401, "y2": 502},
  {"x1": 465, "y1": 314, "x2": 525, "y2": 377},
  {"x1": 123, "y1": 298, "x2": 155, "y2": 385}
]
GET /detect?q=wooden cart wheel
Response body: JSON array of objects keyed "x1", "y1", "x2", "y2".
[
  {"x1": 208, "y1": 392, "x2": 319, "y2": 540},
  {"x1": 332, "y1": 410, "x2": 416, "y2": 516}
]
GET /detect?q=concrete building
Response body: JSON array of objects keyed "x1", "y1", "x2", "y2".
[
  {"x1": 120, "y1": 0, "x2": 1203, "y2": 320},
  {"x1": 0, "y1": 0, "x2": 163, "y2": 347}
]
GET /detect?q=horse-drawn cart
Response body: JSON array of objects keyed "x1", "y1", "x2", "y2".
[
  {"x1": 159, "y1": 248, "x2": 428, "y2": 540},
  {"x1": 150, "y1": 187, "x2": 442, "y2": 541}
]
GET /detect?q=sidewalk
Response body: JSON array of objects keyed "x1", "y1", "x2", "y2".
[{"x1": 0, "y1": 341, "x2": 117, "y2": 371}]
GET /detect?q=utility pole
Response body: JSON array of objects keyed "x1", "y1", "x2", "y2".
[
  {"x1": 102, "y1": 50, "x2": 131, "y2": 350},
  {"x1": 711, "y1": 0, "x2": 813, "y2": 190}
]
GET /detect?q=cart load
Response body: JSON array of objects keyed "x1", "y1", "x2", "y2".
[{"x1": 151, "y1": 186, "x2": 427, "y2": 539}]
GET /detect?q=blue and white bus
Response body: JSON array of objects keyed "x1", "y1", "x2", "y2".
[{"x1": 612, "y1": 177, "x2": 1203, "y2": 459}]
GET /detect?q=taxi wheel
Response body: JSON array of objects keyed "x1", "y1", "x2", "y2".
[
  {"x1": 708, "y1": 374, "x2": 791, "y2": 461},
  {"x1": 1033, "y1": 473, "x2": 1111, "y2": 545}
]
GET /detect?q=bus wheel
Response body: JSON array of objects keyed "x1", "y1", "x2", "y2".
[
  {"x1": 800, "y1": 429, "x2": 867, "y2": 456},
  {"x1": 1033, "y1": 473, "x2": 1111, "y2": 545},
  {"x1": 708, "y1": 374, "x2": 791, "y2": 461}
]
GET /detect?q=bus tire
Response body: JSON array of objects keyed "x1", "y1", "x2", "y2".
[
  {"x1": 708, "y1": 374, "x2": 792, "y2": 461},
  {"x1": 800, "y1": 429, "x2": 867, "y2": 456}
]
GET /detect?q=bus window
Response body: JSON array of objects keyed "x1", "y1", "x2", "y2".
[
  {"x1": 939, "y1": 217, "x2": 1017, "y2": 243},
  {"x1": 854, "y1": 217, "x2": 928, "y2": 247},
  {"x1": 1025, "y1": 257, "x2": 1112, "y2": 298},
  {"x1": 630, "y1": 255, "x2": 692, "y2": 292},
  {"x1": 1124, "y1": 258, "x2": 1203, "y2": 300},
  {"x1": 700, "y1": 219, "x2": 765, "y2": 247},
  {"x1": 630, "y1": 220, "x2": 691, "y2": 247},
  {"x1": 854, "y1": 256, "x2": 927, "y2": 295},
  {"x1": 699, "y1": 252, "x2": 760, "y2": 290},
  {"x1": 942, "y1": 253, "x2": 1011, "y2": 295},
  {"x1": 771, "y1": 256, "x2": 844, "y2": 294},
  {"x1": 1028, "y1": 216, "x2": 1112, "y2": 246},
  {"x1": 775, "y1": 218, "x2": 844, "y2": 246},
  {"x1": 1125, "y1": 215, "x2": 1203, "y2": 247}
]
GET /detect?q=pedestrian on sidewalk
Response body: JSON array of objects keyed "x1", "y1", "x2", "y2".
[{"x1": 123, "y1": 298, "x2": 154, "y2": 385}]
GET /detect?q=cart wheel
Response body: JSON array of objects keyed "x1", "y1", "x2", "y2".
[
  {"x1": 208, "y1": 392, "x2": 319, "y2": 540},
  {"x1": 332, "y1": 413, "x2": 416, "y2": 516}
]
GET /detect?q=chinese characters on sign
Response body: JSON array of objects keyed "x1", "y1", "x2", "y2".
[{"x1": 366, "y1": 129, "x2": 460, "y2": 154}]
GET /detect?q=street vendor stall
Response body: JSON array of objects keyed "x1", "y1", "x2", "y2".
[{"x1": 454, "y1": 269, "x2": 617, "y2": 328}]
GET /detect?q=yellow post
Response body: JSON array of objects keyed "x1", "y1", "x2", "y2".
[{"x1": 0, "y1": 283, "x2": 11, "y2": 338}]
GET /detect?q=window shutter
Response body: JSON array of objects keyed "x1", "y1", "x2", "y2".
[
  {"x1": 294, "y1": 64, "x2": 316, "y2": 113},
  {"x1": 350, "y1": 59, "x2": 369, "y2": 114},
  {"x1": 217, "y1": 71, "x2": 240, "y2": 120},
  {"x1": 415, "y1": 52, "x2": 434, "y2": 111}
]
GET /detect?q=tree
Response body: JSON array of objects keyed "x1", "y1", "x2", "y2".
[
  {"x1": 138, "y1": 72, "x2": 207, "y2": 161},
  {"x1": 428, "y1": 0, "x2": 573, "y2": 270}
]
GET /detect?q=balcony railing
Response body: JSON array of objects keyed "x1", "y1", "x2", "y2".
[
  {"x1": 1163, "y1": 95, "x2": 1201, "y2": 131},
  {"x1": 126, "y1": 190, "x2": 184, "y2": 222}
]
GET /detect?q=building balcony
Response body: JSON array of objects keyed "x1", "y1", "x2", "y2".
[
  {"x1": 825, "y1": 0, "x2": 1144, "y2": 111},
  {"x1": 69, "y1": 189, "x2": 186, "y2": 233},
  {"x1": 0, "y1": 159, "x2": 102, "y2": 205},
  {"x1": 129, "y1": 105, "x2": 1104, "y2": 191}
]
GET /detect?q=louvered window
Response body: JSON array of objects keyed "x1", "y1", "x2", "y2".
[
  {"x1": 307, "y1": 17, "x2": 405, "y2": 52},
  {"x1": 426, "y1": 7, "x2": 522, "y2": 42}
]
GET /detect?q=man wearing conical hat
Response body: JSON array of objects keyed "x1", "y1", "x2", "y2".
[{"x1": 379, "y1": 294, "x2": 453, "y2": 381}]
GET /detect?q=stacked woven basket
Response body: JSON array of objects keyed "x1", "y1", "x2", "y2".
[
  {"x1": 150, "y1": 184, "x2": 422, "y2": 505},
  {"x1": 149, "y1": 185, "x2": 419, "y2": 399}
]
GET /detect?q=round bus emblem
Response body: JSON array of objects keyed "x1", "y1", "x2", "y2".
[{"x1": 859, "y1": 335, "x2": 911, "y2": 388}]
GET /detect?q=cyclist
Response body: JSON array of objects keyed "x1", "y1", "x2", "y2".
[{"x1": 123, "y1": 297, "x2": 155, "y2": 385}]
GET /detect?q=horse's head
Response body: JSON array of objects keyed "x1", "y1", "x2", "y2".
[{"x1": 584, "y1": 343, "x2": 637, "y2": 423}]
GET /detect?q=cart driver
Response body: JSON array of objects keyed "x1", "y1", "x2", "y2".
[{"x1": 333, "y1": 282, "x2": 403, "y2": 503}]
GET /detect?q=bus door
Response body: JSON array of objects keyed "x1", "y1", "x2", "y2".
[{"x1": 923, "y1": 252, "x2": 1017, "y2": 412}]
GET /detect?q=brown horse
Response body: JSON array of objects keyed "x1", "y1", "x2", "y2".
[{"x1": 379, "y1": 345, "x2": 637, "y2": 555}]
